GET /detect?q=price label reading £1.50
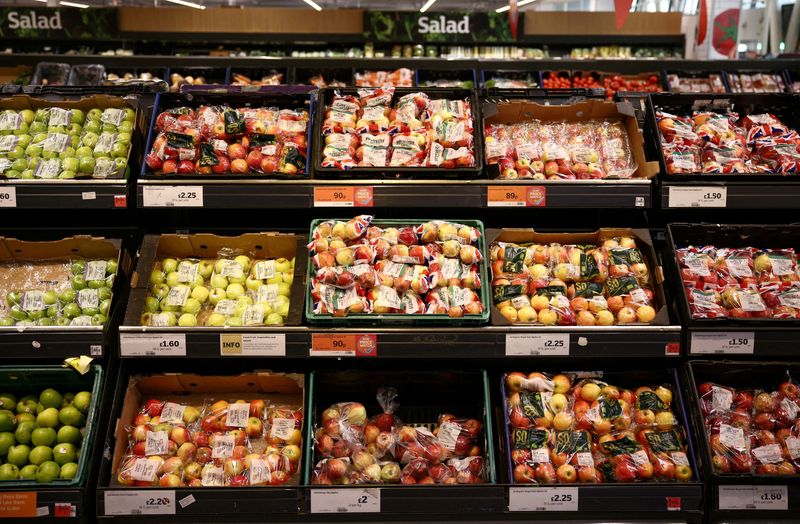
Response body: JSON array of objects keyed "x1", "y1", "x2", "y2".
[
  {"x1": 690, "y1": 332, "x2": 754, "y2": 355},
  {"x1": 508, "y1": 487, "x2": 579, "y2": 512},
  {"x1": 506, "y1": 334, "x2": 570, "y2": 356},
  {"x1": 668, "y1": 186, "x2": 727, "y2": 208}
]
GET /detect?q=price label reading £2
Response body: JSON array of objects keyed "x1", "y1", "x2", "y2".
[
  {"x1": 311, "y1": 488, "x2": 380, "y2": 513},
  {"x1": 509, "y1": 487, "x2": 579, "y2": 512}
]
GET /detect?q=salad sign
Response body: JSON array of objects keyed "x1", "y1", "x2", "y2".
[
  {"x1": 0, "y1": 7, "x2": 117, "y2": 39},
  {"x1": 364, "y1": 11, "x2": 518, "y2": 42}
]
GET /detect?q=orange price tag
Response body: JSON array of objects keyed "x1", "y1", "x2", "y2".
[
  {"x1": 487, "y1": 186, "x2": 546, "y2": 207},
  {"x1": 314, "y1": 187, "x2": 373, "y2": 207},
  {"x1": 310, "y1": 334, "x2": 377, "y2": 357},
  {"x1": 0, "y1": 492, "x2": 37, "y2": 518}
]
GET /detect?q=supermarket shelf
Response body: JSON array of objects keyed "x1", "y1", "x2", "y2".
[
  {"x1": 661, "y1": 181, "x2": 800, "y2": 210},
  {"x1": 0, "y1": 327, "x2": 108, "y2": 359},
  {"x1": 686, "y1": 326, "x2": 800, "y2": 357},
  {"x1": 136, "y1": 178, "x2": 312, "y2": 209},
  {"x1": 117, "y1": 325, "x2": 682, "y2": 359},
  {"x1": 0, "y1": 180, "x2": 129, "y2": 210},
  {"x1": 483, "y1": 180, "x2": 651, "y2": 209},
  {"x1": 0, "y1": 487, "x2": 84, "y2": 520}
]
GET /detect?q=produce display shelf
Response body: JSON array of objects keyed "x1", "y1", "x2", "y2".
[
  {"x1": 117, "y1": 325, "x2": 682, "y2": 359},
  {"x1": 685, "y1": 326, "x2": 800, "y2": 357},
  {"x1": 0, "y1": 326, "x2": 108, "y2": 359},
  {"x1": 660, "y1": 180, "x2": 800, "y2": 210},
  {"x1": 0, "y1": 487, "x2": 86, "y2": 521},
  {"x1": 0, "y1": 180, "x2": 129, "y2": 210}
]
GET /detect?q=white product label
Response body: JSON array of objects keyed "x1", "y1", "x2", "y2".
[
  {"x1": 165, "y1": 286, "x2": 190, "y2": 307},
  {"x1": 453, "y1": 287, "x2": 474, "y2": 307},
  {"x1": 0, "y1": 135, "x2": 18, "y2": 152},
  {"x1": 270, "y1": 418, "x2": 295, "y2": 440},
  {"x1": 201, "y1": 466, "x2": 225, "y2": 487},
  {"x1": 509, "y1": 487, "x2": 579, "y2": 512},
  {"x1": 786, "y1": 437, "x2": 800, "y2": 459},
  {"x1": 690, "y1": 332, "x2": 754, "y2": 355},
  {"x1": 101, "y1": 108, "x2": 125, "y2": 126},
  {"x1": 77, "y1": 288, "x2": 99, "y2": 309},
  {"x1": 712, "y1": 386, "x2": 733, "y2": 412},
  {"x1": 506, "y1": 334, "x2": 570, "y2": 356},
  {"x1": 145, "y1": 431, "x2": 169, "y2": 456},
  {"x1": 94, "y1": 132, "x2": 116, "y2": 154},
  {"x1": 671, "y1": 451, "x2": 690, "y2": 467},
  {"x1": 130, "y1": 458, "x2": 159, "y2": 482},
  {"x1": 771, "y1": 257, "x2": 794, "y2": 276},
  {"x1": 93, "y1": 158, "x2": 116, "y2": 178},
  {"x1": 34, "y1": 159, "x2": 61, "y2": 179},
  {"x1": 437, "y1": 422, "x2": 462, "y2": 451},
  {"x1": 362, "y1": 147, "x2": 387, "y2": 167},
  {"x1": 219, "y1": 260, "x2": 244, "y2": 278},
  {"x1": 178, "y1": 495, "x2": 195, "y2": 509},
  {"x1": 376, "y1": 285, "x2": 402, "y2": 309},
  {"x1": 727, "y1": 258, "x2": 753, "y2": 278},
  {"x1": 21, "y1": 291, "x2": 45, "y2": 311},
  {"x1": 212, "y1": 435, "x2": 235, "y2": 459},
  {"x1": 719, "y1": 424, "x2": 746, "y2": 450},
  {"x1": 511, "y1": 295, "x2": 531, "y2": 308},
  {"x1": 0, "y1": 187, "x2": 17, "y2": 208},
  {"x1": 311, "y1": 488, "x2": 380, "y2": 514},
  {"x1": 70, "y1": 315, "x2": 93, "y2": 326},
  {"x1": 576, "y1": 452, "x2": 594, "y2": 467},
  {"x1": 84, "y1": 260, "x2": 107, "y2": 281},
  {"x1": 256, "y1": 284, "x2": 279, "y2": 305},
  {"x1": 249, "y1": 459, "x2": 270, "y2": 485},
  {"x1": 752, "y1": 444, "x2": 783, "y2": 464},
  {"x1": 159, "y1": 402, "x2": 186, "y2": 424},
  {"x1": 383, "y1": 261, "x2": 405, "y2": 278},
  {"x1": 49, "y1": 108, "x2": 71, "y2": 127},
  {"x1": 178, "y1": 148, "x2": 194, "y2": 161},
  {"x1": 142, "y1": 186, "x2": 204, "y2": 208},
  {"x1": 253, "y1": 260, "x2": 276, "y2": 280},
  {"x1": 684, "y1": 255, "x2": 711, "y2": 276},
  {"x1": 530, "y1": 447, "x2": 550, "y2": 463},
  {"x1": 779, "y1": 290, "x2": 800, "y2": 308},
  {"x1": 668, "y1": 186, "x2": 727, "y2": 208},
  {"x1": 242, "y1": 305, "x2": 265, "y2": 326},
  {"x1": 515, "y1": 143, "x2": 538, "y2": 161},
  {"x1": 104, "y1": 490, "x2": 176, "y2": 516},
  {"x1": 485, "y1": 141, "x2": 507, "y2": 159},
  {"x1": 177, "y1": 262, "x2": 198, "y2": 283},
  {"x1": 719, "y1": 485, "x2": 788, "y2": 511},
  {"x1": 214, "y1": 299, "x2": 237, "y2": 316},
  {"x1": 781, "y1": 398, "x2": 798, "y2": 420},
  {"x1": 362, "y1": 106, "x2": 386, "y2": 121},
  {"x1": 227, "y1": 403, "x2": 249, "y2": 428},
  {"x1": 0, "y1": 112, "x2": 20, "y2": 131},
  {"x1": 630, "y1": 450, "x2": 650, "y2": 466},
  {"x1": 43, "y1": 133, "x2": 69, "y2": 152},
  {"x1": 119, "y1": 334, "x2": 187, "y2": 357},
  {"x1": 629, "y1": 288, "x2": 648, "y2": 305},
  {"x1": 261, "y1": 144, "x2": 277, "y2": 156},
  {"x1": 740, "y1": 291, "x2": 766, "y2": 312}
]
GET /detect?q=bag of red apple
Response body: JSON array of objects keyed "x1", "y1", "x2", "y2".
[
  {"x1": 595, "y1": 431, "x2": 654, "y2": 482},
  {"x1": 238, "y1": 107, "x2": 279, "y2": 134},
  {"x1": 154, "y1": 107, "x2": 196, "y2": 132},
  {"x1": 116, "y1": 454, "x2": 186, "y2": 487},
  {"x1": 311, "y1": 282, "x2": 364, "y2": 315},
  {"x1": 426, "y1": 99, "x2": 471, "y2": 121},
  {"x1": 640, "y1": 427, "x2": 693, "y2": 478},
  {"x1": 310, "y1": 217, "x2": 371, "y2": 249},
  {"x1": 356, "y1": 133, "x2": 390, "y2": 167},
  {"x1": 718, "y1": 285, "x2": 769, "y2": 317},
  {"x1": 677, "y1": 246, "x2": 718, "y2": 289},
  {"x1": 432, "y1": 118, "x2": 473, "y2": 149},
  {"x1": 389, "y1": 92, "x2": 429, "y2": 133},
  {"x1": 753, "y1": 249, "x2": 799, "y2": 287},
  {"x1": 656, "y1": 111, "x2": 699, "y2": 146},
  {"x1": 713, "y1": 247, "x2": 756, "y2": 289},
  {"x1": 483, "y1": 126, "x2": 515, "y2": 167},
  {"x1": 663, "y1": 144, "x2": 702, "y2": 175},
  {"x1": 510, "y1": 428, "x2": 553, "y2": 483},
  {"x1": 435, "y1": 414, "x2": 483, "y2": 456},
  {"x1": 264, "y1": 405, "x2": 303, "y2": 445},
  {"x1": 706, "y1": 416, "x2": 753, "y2": 474},
  {"x1": 358, "y1": 87, "x2": 395, "y2": 108},
  {"x1": 608, "y1": 246, "x2": 650, "y2": 284},
  {"x1": 312, "y1": 457, "x2": 363, "y2": 485},
  {"x1": 323, "y1": 94, "x2": 359, "y2": 135},
  {"x1": 598, "y1": 120, "x2": 637, "y2": 179},
  {"x1": 751, "y1": 429, "x2": 791, "y2": 476},
  {"x1": 277, "y1": 109, "x2": 308, "y2": 135},
  {"x1": 244, "y1": 452, "x2": 295, "y2": 486},
  {"x1": 551, "y1": 429, "x2": 600, "y2": 483},
  {"x1": 316, "y1": 265, "x2": 375, "y2": 290},
  {"x1": 196, "y1": 105, "x2": 244, "y2": 139}
]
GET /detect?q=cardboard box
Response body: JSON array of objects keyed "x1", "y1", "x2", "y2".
[
  {"x1": 125, "y1": 232, "x2": 306, "y2": 327},
  {"x1": 0, "y1": 235, "x2": 127, "y2": 327},
  {"x1": 486, "y1": 228, "x2": 669, "y2": 326},
  {"x1": 482, "y1": 98, "x2": 660, "y2": 180},
  {"x1": 111, "y1": 371, "x2": 305, "y2": 486}
]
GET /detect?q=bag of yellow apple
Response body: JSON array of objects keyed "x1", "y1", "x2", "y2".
[
  {"x1": 639, "y1": 426, "x2": 694, "y2": 482},
  {"x1": 573, "y1": 379, "x2": 633, "y2": 436},
  {"x1": 607, "y1": 238, "x2": 651, "y2": 285},
  {"x1": 633, "y1": 384, "x2": 678, "y2": 432},
  {"x1": 309, "y1": 216, "x2": 373, "y2": 250}
]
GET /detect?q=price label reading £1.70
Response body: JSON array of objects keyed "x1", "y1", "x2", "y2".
[
  {"x1": 508, "y1": 487, "x2": 579, "y2": 512},
  {"x1": 668, "y1": 186, "x2": 727, "y2": 208},
  {"x1": 310, "y1": 488, "x2": 380, "y2": 513},
  {"x1": 506, "y1": 334, "x2": 570, "y2": 356}
]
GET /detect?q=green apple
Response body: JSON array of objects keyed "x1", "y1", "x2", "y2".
[
  {"x1": 35, "y1": 408, "x2": 59, "y2": 428},
  {"x1": 123, "y1": 108, "x2": 135, "y2": 122},
  {"x1": 0, "y1": 394, "x2": 15, "y2": 411},
  {"x1": 58, "y1": 406, "x2": 83, "y2": 427},
  {"x1": 62, "y1": 392, "x2": 74, "y2": 406},
  {"x1": 149, "y1": 269, "x2": 165, "y2": 286},
  {"x1": 71, "y1": 276, "x2": 86, "y2": 290},
  {"x1": 99, "y1": 299, "x2": 111, "y2": 315},
  {"x1": 144, "y1": 296, "x2": 160, "y2": 313},
  {"x1": 266, "y1": 275, "x2": 283, "y2": 285},
  {"x1": 0, "y1": 463, "x2": 19, "y2": 480},
  {"x1": 210, "y1": 275, "x2": 228, "y2": 290},
  {"x1": 205, "y1": 313, "x2": 226, "y2": 327},
  {"x1": 87, "y1": 108, "x2": 102, "y2": 122},
  {"x1": 61, "y1": 157, "x2": 79, "y2": 172},
  {"x1": 12, "y1": 158, "x2": 30, "y2": 172},
  {"x1": 162, "y1": 258, "x2": 178, "y2": 273},
  {"x1": 59, "y1": 462, "x2": 77, "y2": 480},
  {"x1": 283, "y1": 273, "x2": 294, "y2": 285},
  {"x1": 255, "y1": 302, "x2": 273, "y2": 317},
  {"x1": 274, "y1": 258, "x2": 291, "y2": 273},
  {"x1": 91, "y1": 314, "x2": 107, "y2": 326},
  {"x1": 56, "y1": 426, "x2": 81, "y2": 445},
  {"x1": 0, "y1": 410, "x2": 16, "y2": 432},
  {"x1": 178, "y1": 313, "x2": 197, "y2": 327},
  {"x1": 6, "y1": 291, "x2": 21, "y2": 307},
  {"x1": 83, "y1": 122, "x2": 100, "y2": 137},
  {"x1": 70, "y1": 109, "x2": 85, "y2": 125},
  {"x1": 277, "y1": 302, "x2": 290, "y2": 318},
  {"x1": 97, "y1": 286, "x2": 112, "y2": 301},
  {"x1": 7, "y1": 444, "x2": 31, "y2": 467},
  {"x1": 114, "y1": 157, "x2": 127, "y2": 172},
  {"x1": 19, "y1": 464, "x2": 38, "y2": 480},
  {"x1": 226, "y1": 316, "x2": 243, "y2": 327},
  {"x1": 62, "y1": 302, "x2": 80, "y2": 319},
  {"x1": 72, "y1": 392, "x2": 91, "y2": 413},
  {"x1": 3, "y1": 170, "x2": 19, "y2": 179},
  {"x1": 208, "y1": 288, "x2": 226, "y2": 305},
  {"x1": 165, "y1": 272, "x2": 180, "y2": 288},
  {"x1": 81, "y1": 131, "x2": 99, "y2": 148},
  {"x1": 245, "y1": 277, "x2": 262, "y2": 291},
  {"x1": 29, "y1": 445, "x2": 54, "y2": 465},
  {"x1": 45, "y1": 305, "x2": 59, "y2": 321},
  {"x1": 9, "y1": 305, "x2": 29, "y2": 322},
  {"x1": 265, "y1": 313, "x2": 283, "y2": 326},
  {"x1": 20, "y1": 109, "x2": 34, "y2": 124},
  {"x1": 152, "y1": 283, "x2": 170, "y2": 300},
  {"x1": 16, "y1": 397, "x2": 37, "y2": 415},
  {"x1": 118, "y1": 120, "x2": 134, "y2": 133},
  {"x1": 87, "y1": 279, "x2": 105, "y2": 290},
  {"x1": 181, "y1": 298, "x2": 201, "y2": 315},
  {"x1": 35, "y1": 461, "x2": 60, "y2": 483},
  {"x1": 190, "y1": 286, "x2": 209, "y2": 303},
  {"x1": 58, "y1": 146, "x2": 75, "y2": 159},
  {"x1": 277, "y1": 283, "x2": 291, "y2": 297},
  {"x1": 111, "y1": 142, "x2": 128, "y2": 158},
  {"x1": 225, "y1": 283, "x2": 245, "y2": 300},
  {"x1": 29, "y1": 121, "x2": 45, "y2": 134},
  {"x1": 7, "y1": 146, "x2": 24, "y2": 160},
  {"x1": 198, "y1": 260, "x2": 215, "y2": 279},
  {"x1": 59, "y1": 289, "x2": 77, "y2": 304},
  {"x1": 58, "y1": 170, "x2": 75, "y2": 180},
  {"x1": 276, "y1": 295, "x2": 290, "y2": 307},
  {"x1": 68, "y1": 123, "x2": 83, "y2": 136},
  {"x1": 0, "y1": 431, "x2": 14, "y2": 455},
  {"x1": 116, "y1": 131, "x2": 132, "y2": 145},
  {"x1": 31, "y1": 427, "x2": 56, "y2": 447},
  {"x1": 19, "y1": 169, "x2": 34, "y2": 179},
  {"x1": 52, "y1": 443, "x2": 77, "y2": 466},
  {"x1": 14, "y1": 421, "x2": 35, "y2": 445},
  {"x1": 28, "y1": 309, "x2": 45, "y2": 321},
  {"x1": 70, "y1": 260, "x2": 85, "y2": 275},
  {"x1": 16, "y1": 413, "x2": 34, "y2": 424}
]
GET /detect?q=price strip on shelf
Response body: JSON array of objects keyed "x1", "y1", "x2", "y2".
[
  {"x1": 314, "y1": 186, "x2": 373, "y2": 207},
  {"x1": 219, "y1": 334, "x2": 286, "y2": 356},
  {"x1": 506, "y1": 334, "x2": 570, "y2": 356},
  {"x1": 718, "y1": 485, "x2": 788, "y2": 511},
  {"x1": 120, "y1": 334, "x2": 187, "y2": 356},
  {"x1": 104, "y1": 490, "x2": 176, "y2": 516},
  {"x1": 508, "y1": 487, "x2": 579, "y2": 512},
  {"x1": 310, "y1": 488, "x2": 380, "y2": 513},
  {"x1": 310, "y1": 333, "x2": 377, "y2": 357},
  {"x1": 487, "y1": 186, "x2": 546, "y2": 207},
  {"x1": 0, "y1": 187, "x2": 16, "y2": 208},
  {"x1": 690, "y1": 332, "x2": 754, "y2": 355},
  {"x1": 142, "y1": 186, "x2": 204, "y2": 207},
  {"x1": 668, "y1": 186, "x2": 727, "y2": 208},
  {"x1": 0, "y1": 492, "x2": 36, "y2": 518}
]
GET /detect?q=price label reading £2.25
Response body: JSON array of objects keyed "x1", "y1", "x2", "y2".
[
  {"x1": 506, "y1": 334, "x2": 570, "y2": 356},
  {"x1": 509, "y1": 487, "x2": 579, "y2": 512}
]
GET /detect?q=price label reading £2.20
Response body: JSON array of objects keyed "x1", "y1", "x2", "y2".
[{"x1": 509, "y1": 487, "x2": 579, "y2": 512}]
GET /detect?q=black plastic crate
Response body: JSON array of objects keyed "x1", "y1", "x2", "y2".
[
  {"x1": 31, "y1": 62, "x2": 70, "y2": 86},
  {"x1": 229, "y1": 67, "x2": 288, "y2": 87},
  {"x1": 67, "y1": 65, "x2": 105, "y2": 87},
  {"x1": 649, "y1": 92, "x2": 800, "y2": 181},
  {"x1": 313, "y1": 87, "x2": 483, "y2": 180}
]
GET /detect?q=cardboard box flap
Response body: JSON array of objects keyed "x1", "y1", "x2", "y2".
[
  {"x1": 156, "y1": 232, "x2": 297, "y2": 261},
  {"x1": 131, "y1": 372, "x2": 304, "y2": 396},
  {"x1": 0, "y1": 235, "x2": 121, "y2": 262},
  {"x1": 487, "y1": 227, "x2": 654, "y2": 248}
]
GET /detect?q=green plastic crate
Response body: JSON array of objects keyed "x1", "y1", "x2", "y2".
[
  {"x1": 0, "y1": 365, "x2": 103, "y2": 488},
  {"x1": 305, "y1": 218, "x2": 490, "y2": 326}
]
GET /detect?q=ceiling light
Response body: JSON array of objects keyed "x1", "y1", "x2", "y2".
[
  {"x1": 164, "y1": 0, "x2": 206, "y2": 9},
  {"x1": 420, "y1": 0, "x2": 437, "y2": 13},
  {"x1": 60, "y1": 1, "x2": 89, "y2": 7},
  {"x1": 496, "y1": 0, "x2": 536, "y2": 13},
  {"x1": 302, "y1": 0, "x2": 322, "y2": 10}
]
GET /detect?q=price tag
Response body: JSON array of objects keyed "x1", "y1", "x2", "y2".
[
  {"x1": 270, "y1": 418, "x2": 295, "y2": 440},
  {"x1": 226, "y1": 403, "x2": 249, "y2": 428},
  {"x1": 104, "y1": 490, "x2": 176, "y2": 516},
  {"x1": 310, "y1": 488, "x2": 380, "y2": 513},
  {"x1": 668, "y1": 186, "x2": 727, "y2": 208},
  {"x1": 0, "y1": 187, "x2": 16, "y2": 208},
  {"x1": 212, "y1": 435, "x2": 235, "y2": 459},
  {"x1": 754, "y1": 486, "x2": 789, "y2": 510},
  {"x1": 487, "y1": 186, "x2": 546, "y2": 207},
  {"x1": 690, "y1": 332, "x2": 754, "y2": 354},
  {"x1": 142, "y1": 186, "x2": 203, "y2": 207},
  {"x1": 310, "y1": 333, "x2": 377, "y2": 357},
  {"x1": 506, "y1": 334, "x2": 570, "y2": 356},
  {"x1": 219, "y1": 334, "x2": 286, "y2": 356},
  {"x1": 120, "y1": 334, "x2": 187, "y2": 356},
  {"x1": 719, "y1": 485, "x2": 788, "y2": 511},
  {"x1": 145, "y1": 431, "x2": 169, "y2": 456},
  {"x1": 314, "y1": 186, "x2": 373, "y2": 207},
  {"x1": 160, "y1": 402, "x2": 186, "y2": 424},
  {"x1": 509, "y1": 487, "x2": 579, "y2": 512}
]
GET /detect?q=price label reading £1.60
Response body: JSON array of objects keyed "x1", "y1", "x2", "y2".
[
  {"x1": 310, "y1": 488, "x2": 380, "y2": 513},
  {"x1": 0, "y1": 187, "x2": 16, "y2": 208},
  {"x1": 506, "y1": 334, "x2": 570, "y2": 356},
  {"x1": 718, "y1": 485, "x2": 788, "y2": 511},
  {"x1": 668, "y1": 186, "x2": 727, "y2": 208},
  {"x1": 508, "y1": 487, "x2": 579, "y2": 512},
  {"x1": 120, "y1": 334, "x2": 187, "y2": 356}
]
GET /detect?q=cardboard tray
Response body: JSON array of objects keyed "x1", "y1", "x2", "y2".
[
  {"x1": 313, "y1": 87, "x2": 483, "y2": 180},
  {"x1": 485, "y1": 227, "x2": 669, "y2": 327},
  {"x1": 304, "y1": 218, "x2": 490, "y2": 327},
  {"x1": 666, "y1": 223, "x2": 800, "y2": 328},
  {"x1": 109, "y1": 371, "x2": 305, "y2": 487},
  {"x1": 499, "y1": 367, "x2": 702, "y2": 484},
  {"x1": 0, "y1": 93, "x2": 142, "y2": 181},
  {"x1": 123, "y1": 232, "x2": 307, "y2": 328},
  {"x1": 481, "y1": 97, "x2": 660, "y2": 181}
]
